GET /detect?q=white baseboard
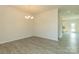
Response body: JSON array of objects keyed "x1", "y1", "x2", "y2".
[
  {"x1": 0, "y1": 35, "x2": 32, "y2": 44},
  {"x1": 0, "y1": 35, "x2": 58, "y2": 44},
  {"x1": 33, "y1": 35, "x2": 58, "y2": 41}
]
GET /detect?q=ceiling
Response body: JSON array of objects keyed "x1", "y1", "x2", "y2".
[
  {"x1": 12, "y1": 5, "x2": 60, "y2": 15},
  {"x1": 59, "y1": 5, "x2": 79, "y2": 21},
  {"x1": 12, "y1": 5, "x2": 79, "y2": 15}
]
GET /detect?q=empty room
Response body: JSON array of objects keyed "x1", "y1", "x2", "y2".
[{"x1": 0, "y1": 5, "x2": 79, "y2": 54}]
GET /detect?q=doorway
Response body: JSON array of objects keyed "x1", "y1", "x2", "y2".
[{"x1": 58, "y1": 7, "x2": 79, "y2": 53}]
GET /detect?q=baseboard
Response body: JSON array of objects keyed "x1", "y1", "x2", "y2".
[
  {"x1": 0, "y1": 35, "x2": 32, "y2": 44},
  {"x1": 0, "y1": 35, "x2": 58, "y2": 44},
  {"x1": 32, "y1": 35, "x2": 58, "y2": 41}
]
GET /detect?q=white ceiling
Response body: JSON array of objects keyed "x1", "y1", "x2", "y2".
[
  {"x1": 59, "y1": 6, "x2": 79, "y2": 22},
  {"x1": 12, "y1": 5, "x2": 79, "y2": 15},
  {"x1": 12, "y1": 5, "x2": 60, "y2": 14}
]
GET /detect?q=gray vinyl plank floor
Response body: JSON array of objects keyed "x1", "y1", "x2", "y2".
[{"x1": 0, "y1": 35, "x2": 77, "y2": 54}]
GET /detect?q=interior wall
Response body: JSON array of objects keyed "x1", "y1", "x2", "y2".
[
  {"x1": 34, "y1": 8, "x2": 58, "y2": 41},
  {"x1": 58, "y1": 11, "x2": 62, "y2": 38},
  {"x1": 0, "y1": 6, "x2": 59, "y2": 44},
  {"x1": 0, "y1": 6, "x2": 32, "y2": 44}
]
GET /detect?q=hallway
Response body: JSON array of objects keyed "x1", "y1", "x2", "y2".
[{"x1": 59, "y1": 32, "x2": 79, "y2": 53}]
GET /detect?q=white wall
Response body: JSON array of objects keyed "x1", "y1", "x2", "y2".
[
  {"x1": 0, "y1": 6, "x2": 32, "y2": 44},
  {"x1": 58, "y1": 14, "x2": 63, "y2": 38},
  {"x1": 34, "y1": 8, "x2": 58, "y2": 41},
  {"x1": 0, "y1": 6, "x2": 58, "y2": 44}
]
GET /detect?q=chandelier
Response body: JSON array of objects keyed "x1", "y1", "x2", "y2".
[{"x1": 25, "y1": 16, "x2": 34, "y2": 19}]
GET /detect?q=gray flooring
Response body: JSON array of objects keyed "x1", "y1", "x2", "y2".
[
  {"x1": 59, "y1": 32, "x2": 79, "y2": 54},
  {"x1": 0, "y1": 33, "x2": 78, "y2": 54}
]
